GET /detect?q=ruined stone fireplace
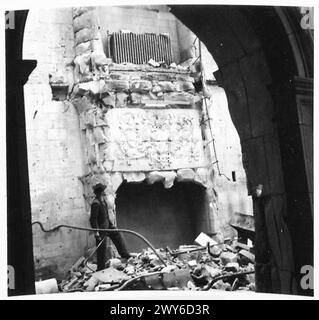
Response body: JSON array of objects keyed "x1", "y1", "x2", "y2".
[{"x1": 72, "y1": 64, "x2": 218, "y2": 251}]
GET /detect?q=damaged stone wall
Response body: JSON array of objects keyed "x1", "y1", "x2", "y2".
[
  {"x1": 70, "y1": 63, "x2": 218, "y2": 236},
  {"x1": 23, "y1": 8, "x2": 90, "y2": 279},
  {"x1": 69, "y1": 6, "x2": 219, "y2": 243},
  {"x1": 23, "y1": 5, "x2": 254, "y2": 278}
]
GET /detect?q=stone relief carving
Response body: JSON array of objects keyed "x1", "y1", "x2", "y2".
[{"x1": 99, "y1": 108, "x2": 207, "y2": 171}]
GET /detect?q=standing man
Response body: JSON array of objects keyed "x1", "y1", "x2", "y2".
[{"x1": 90, "y1": 183, "x2": 131, "y2": 270}]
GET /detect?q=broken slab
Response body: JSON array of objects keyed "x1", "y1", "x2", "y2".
[
  {"x1": 84, "y1": 275, "x2": 99, "y2": 292},
  {"x1": 92, "y1": 267, "x2": 130, "y2": 284},
  {"x1": 145, "y1": 171, "x2": 177, "y2": 188},
  {"x1": 35, "y1": 278, "x2": 59, "y2": 294},
  {"x1": 176, "y1": 168, "x2": 195, "y2": 182},
  {"x1": 146, "y1": 171, "x2": 165, "y2": 184},
  {"x1": 123, "y1": 172, "x2": 146, "y2": 183},
  {"x1": 194, "y1": 232, "x2": 218, "y2": 247},
  {"x1": 232, "y1": 241, "x2": 253, "y2": 252},
  {"x1": 130, "y1": 80, "x2": 152, "y2": 93},
  {"x1": 238, "y1": 249, "x2": 255, "y2": 264}
]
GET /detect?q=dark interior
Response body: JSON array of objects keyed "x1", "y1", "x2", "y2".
[{"x1": 116, "y1": 181, "x2": 209, "y2": 252}]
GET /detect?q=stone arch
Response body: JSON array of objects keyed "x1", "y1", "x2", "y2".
[{"x1": 169, "y1": 5, "x2": 313, "y2": 295}]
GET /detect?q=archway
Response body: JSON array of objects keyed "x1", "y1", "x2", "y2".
[{"x1": 169, "y1": 5, "x2": 313, "y2": 295}]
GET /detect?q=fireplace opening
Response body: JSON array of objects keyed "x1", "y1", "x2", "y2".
[{"x1": 115, "y1": 180, "x2": 210, "y2": 252}]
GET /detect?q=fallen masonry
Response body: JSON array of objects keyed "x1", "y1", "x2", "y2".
[{"x1": 55, "y1": 236, "x2": 255, "y2": 293}]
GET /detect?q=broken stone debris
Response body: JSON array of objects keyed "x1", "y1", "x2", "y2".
[{"x1": 58, "y1": 233, "x2": 255, "y2": 293}]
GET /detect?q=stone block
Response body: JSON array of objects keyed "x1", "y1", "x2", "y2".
[
  {"x1": 123, "y1": 172, "x2": 146, "y2": 183},
  {"x1": 220, "y1": 251, "x2": 238, "y2": 265},
  {"x1": 130, "y1": 80, "x2": 152, "y2": 93},
  {"x1": 173, "y1": 81, "x2": 195, "y2": 93},
  {"x1": 141, "y1": 72, "x2": 175, "y2": 82},
  {"x1": 130, "y1": 92, "x2": 143, "y2": 105},
  {"x1": 130, "y1": 92, "x2": 156, "y2": 105},
  {"x1": 75, "y1": 41, "x2": 91, "y2": 56},
  {"x1": 147, "y1": 171, "x2": 165, "y2": 184},
  {"x1": 163, "y1": 92, "x2": 195, "y2": 104},
  {"x1": 162, "y1": 171, "x2": 177, "y2": 189},
  {"x1": 157, "y1": 81, "x2": 175, "y2": 92},
  {"x1": 176, "y1": 168, "x2": 195, "y2": 182},
  {"x1": 176, "y1": 74, "x2": 194, "y2": 82},
  {"x1": 73, "y1": 11, "x2": 98, "y2": 33},
  {"x1": 78, "y1": 80, "x2": 106, "y2": 95},
  {"x1": 116, "y1": 92, "x2": 129, "y2": 108},
  {"x1": 182, "y1": 81, "x2": 195, "y2": 92},
  {"x1": 102, "y1": 93, "x2": 115, "y2": 108},
  {"x1": 104, "y1": 80, "x2": 130, "y2": 92},
  {"x1": 110, "y1": 73, "x2": 130, "y2": 81},
  {"x1": 74, "y1": 27, "x2": 100, "y2": 45},
  {"x1": 72, "y1": 7, "x2": 95, "y2": 18}
]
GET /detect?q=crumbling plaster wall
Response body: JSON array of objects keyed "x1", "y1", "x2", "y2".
[{"x1": 23, "y1": 8, "x2": 90, "y2": 279}]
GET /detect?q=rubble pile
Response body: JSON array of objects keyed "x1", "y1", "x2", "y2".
[{"x1": 59, "y1": 238, "x2": 255, "y2": 292}]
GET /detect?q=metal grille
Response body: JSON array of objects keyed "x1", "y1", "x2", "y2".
[{"x1": 109, "y1": 32, "x2": 173, "y2": 65}]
